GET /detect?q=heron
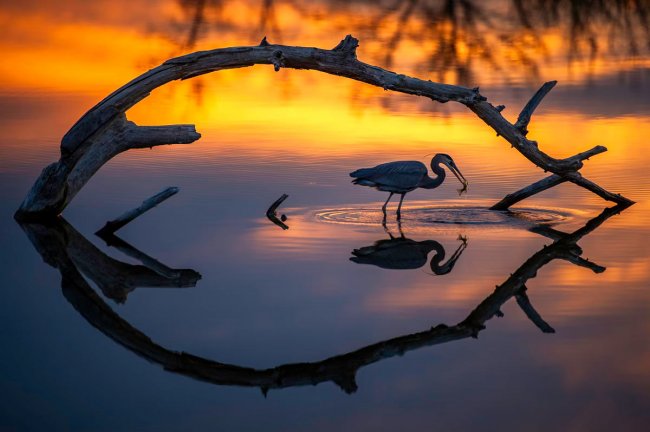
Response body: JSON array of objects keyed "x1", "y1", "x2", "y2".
[{"x1": 350, "y1": 154, "x2": 468, "y2": 219}]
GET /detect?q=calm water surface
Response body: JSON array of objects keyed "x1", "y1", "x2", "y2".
[{"x1": 1, "y1": 1, "x2": 650, "y2": 431}]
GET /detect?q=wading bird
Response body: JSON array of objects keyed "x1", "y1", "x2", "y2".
[{"x1": 350, "y1": 154, "x2": 468, "y2": 219}]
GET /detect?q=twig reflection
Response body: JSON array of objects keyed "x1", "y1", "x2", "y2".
[{"x1": 17, "y1": 203, "x2": 629, "y2": 395}]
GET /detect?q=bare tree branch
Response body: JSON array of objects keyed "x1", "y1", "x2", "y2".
[
  {"x1": 15, "y1": 36, "x2": 634, "y2": 219},
  {"x1": 491, "y1": 174, "x2": 567, "y2": 210}
]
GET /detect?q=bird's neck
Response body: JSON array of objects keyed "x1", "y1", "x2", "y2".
[
  {"x1": 421, "y1": 240, "x2": 445, "y2": 257},
  {"x1": 419, "y1": 161, "x2": 445, "y2": 189}
]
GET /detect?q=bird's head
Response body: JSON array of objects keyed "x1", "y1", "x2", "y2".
[{"x1": 432, "y1": 154, "x2": 468, "y2": 187}]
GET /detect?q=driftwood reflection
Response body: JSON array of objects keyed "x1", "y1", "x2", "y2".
[
  {"x1": 178, "y1": 0, "x2": 223, "y2": 50},
  {"x1": 22, "y1": 219, "x2": 201, "y2": 304},
  {"x1": 350, "y1": 228, "x2": 467, "y2": 275},
  {"x1": 18, "y1": 203, "x2": 628, "y2": 395}
]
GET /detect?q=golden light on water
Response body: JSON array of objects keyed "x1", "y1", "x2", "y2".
[
  {"x1": 0, "y1": 12, "x2": 175, "y2": 92},
  {"x1": 3, "y1": 0, "x2": 648, "y2": 91},
  {"x1": 2, "y1": 0, "x2": 646, "y2": 161}
]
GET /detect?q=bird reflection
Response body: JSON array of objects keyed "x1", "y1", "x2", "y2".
[{"x1": 351, "y1": 227, "x2": 467, "y2": 275}]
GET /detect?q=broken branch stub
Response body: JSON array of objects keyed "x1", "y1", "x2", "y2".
[
  {"x1": 515, "y1": 80, "x2": 557, "y2": 135},
  {"x1": 266, "y1": 194, "x2": 290, "y2": 230},
  {"x1": 15, "y1": 35, "x2": 633, "y2": 219},
  {"x1": 95, "y1": 186, "x2": 179, "y2": 236}
]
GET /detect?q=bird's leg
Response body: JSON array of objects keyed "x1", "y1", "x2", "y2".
[
  {"x1": 382, "y1": 192, "x2": 394, "y2": 215},
  {"x1": 396, "y1": 193, "x2": 406, "y2": 220},
  {"x1": 396, "y1": 218, "x2": 405, "y2": 238},
  {"x1": 381, "y1": 193, "x2": 393, "y2": 227}
]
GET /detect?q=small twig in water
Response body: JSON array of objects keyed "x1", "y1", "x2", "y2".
[
  {"x1": 266, "y1": 193, "x2": 289, "y2": 230},
  {"x1": 95, "y1": 187, "x2": 179, "y2": 236}
]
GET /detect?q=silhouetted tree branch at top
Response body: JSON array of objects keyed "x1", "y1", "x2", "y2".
[
  {"x1": 177, "y1": 0, "x2": 283, "y2": 49},
  {"x1": 183, "y1": 0, "x2": 206, "y2": 49},
  {"x1": 517, "y1": 0, "x2": 650, "y2": 61},
  {"x1": 256, "y1": 0, "x2": 283, "y2": 44},
  {"x1": 173, "y1": 0, "x2": 649, "y2": 86}
]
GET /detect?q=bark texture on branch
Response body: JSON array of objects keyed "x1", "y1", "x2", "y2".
[
  {"x1": 15, "y1": 35, "x2": 633, "y2": 218},
  {"x1": 491, "y1": 174, "x2": 566, "y2": 210},
  {"x1": 17, "y1": 114, "x2": 198, "y2": 219}
]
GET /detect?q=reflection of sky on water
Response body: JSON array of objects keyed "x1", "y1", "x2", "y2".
[
  {"x1": 1, "y1": 0, "x2": 650, "y2": 430},
  {"x1": 3, "y1": 191, "x2": 648, "y2": 430}
]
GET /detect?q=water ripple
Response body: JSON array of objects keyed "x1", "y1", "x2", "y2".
[{"x1": 315, "y1": 205, "x2": 575, "y2": 230}]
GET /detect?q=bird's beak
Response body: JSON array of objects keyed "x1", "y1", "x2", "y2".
[{"x1": 448, "y1": 161, "x2": 468, "y2": 187}]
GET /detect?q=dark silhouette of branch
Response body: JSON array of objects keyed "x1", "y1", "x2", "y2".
[
  {"x1": 185, "y1": 0, "x2": 206, "y2": 49},
  {"x1": 266, "y1": 193, "x2": 289, "y2": 230},
  {"x1": 22, "y1": 218, "x2": 200, "y2": 304},
  {"x1": 15, "y1": 36, "x2": 634, "y2": 220},
  {"x1": 515, "y1": 286, "x2": 555, "y2": 333},
  {"x1": 96, "y1": 187, "x2": 179, "y2": 236}
]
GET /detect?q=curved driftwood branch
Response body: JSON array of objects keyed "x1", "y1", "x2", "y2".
[
  {"x1": 15, "y1": 35, "x2": 633, "y2": 219},
  {"x1": 17, "y1": 114, "x2": 199, "y2": 219}
]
